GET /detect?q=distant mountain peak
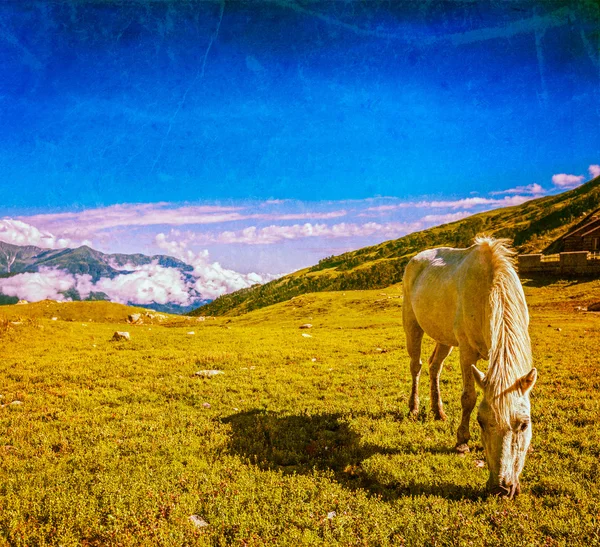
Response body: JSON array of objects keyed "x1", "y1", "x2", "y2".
[{"x1": 0, "y1": 241, "x2": 209, "y2": 313}]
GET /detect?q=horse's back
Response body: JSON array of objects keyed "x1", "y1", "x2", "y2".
[{"x1": 403, "y1": 243, "x2": 494, "y2": 351}]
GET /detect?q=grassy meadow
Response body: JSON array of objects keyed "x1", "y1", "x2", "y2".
[{"x1": 0, "y1": 280, "x2": 599, "y2": 546}]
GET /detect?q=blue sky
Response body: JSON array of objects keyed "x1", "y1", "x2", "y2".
[{"x1": 0, "y1": 1, "x2": 599, "y2": 283}]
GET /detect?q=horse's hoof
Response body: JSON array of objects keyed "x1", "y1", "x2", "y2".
[
  {"x1": 433, "y1": 411, "x2": 447, "y2": 421},
  {"x1": 455, "y1": 443, "x2": 470, "y2": 454}
]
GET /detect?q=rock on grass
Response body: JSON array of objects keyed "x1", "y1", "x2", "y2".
[
  {"x1": 195, "y1": 370, "x2": 224, "y2": 378},
  {"x1": 189, "y1": 515, "x2": 209, "y2": 528}
]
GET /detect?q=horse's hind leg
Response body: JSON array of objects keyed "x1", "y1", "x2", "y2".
[
  {"x1": 403, "y1": 306, "x2": 424, "y2": 417},
  {"x1": 456, "y1": 346, "x2": 479, "y2": 453},
  {"x1": 429, "y1": 344, "x2": 453, "y2": 420}
]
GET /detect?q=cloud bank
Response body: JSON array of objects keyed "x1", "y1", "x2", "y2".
[
  {"x1": 362, "y1": 195, "x2": 533, "y2": 215},
  {"x1": 0, "y1": 266, "x2": 196, "y2": 305},
  {"x1": 158, "y1": 212, "x2": 473, "y2": 247},
  {"x1": 0, "y1": 259, "x2": 272, "y2": 306},
  {"x1": 0, "y1": 219, "x2": 83, "y2": 249},
  {"x1": 162, "y1": 221, "x2": 423, "y2": 246},
  {"x1": 155, "y1": 233, "x2": 276, "y2": 299},
  {"x1": 0, "y1": 268, "x2": 83, "y2": 301},
  {"x1": 16, "y1": 202, "x2": 349, "y2": 244},
  {"x1": 92, "y1": 265, "x2": 195, "y2": 305}
]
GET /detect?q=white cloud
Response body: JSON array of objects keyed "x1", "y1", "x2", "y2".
[
  {"x1": 17, "y1": 202, "x2": 349, "y2": 244},
  {"x1": 589, "y1": 164, "x2": 600, "y2": 179},
  {"x1": 0, "y1": 219, "x2": 82, "y2": 249},
  {"x1": 0, "y1": 262, "x2": 213, "y2": 306},
  {"x1": 154, "y1": 233, "x2": 188, "y2": 257},
  {"x1": 74, "y1": 274, "x2": 94, "y2": 299},
  {"x1": 490, "y1": 183, "x2": 545, "y2": 196},
  {"x1": 0, "y1": 268, "x2": 78, "y2": 301},
  {"x1": 0, "y1": 227, "x2": 281, "y2": 305},
  {"x1": 94, "y1": 264, "x2": 195, "y2": 306},
  {"x1": 162, "y1": 211, "x2": 480, "y2": 248},
  {"x1": 551, "y1": 173, "x2": 585, "y2": 188},
  {"x1": 104, "y1": 259, "x2": 139, "y2": 271},
  {"x1": 0, "y1": 263, "x2": 208, "y2": 306},
  {"x1": 155, "y1": 234, "x2": 278, "y2": 300},
  {"x1": 169, "y1": 220, "x2": 428, "y2": 248},
  {"x1": 176, "y1": 221, "x2": 421, "y2": 246},
  {"x1": 19, "y1": 203, "x2": 247, "y2": 241},
  {"x1": 255, "y1": 211, "x2": 348, "y2": 221},
  {"x1": 550, "y1": 164, "x2": 600, "y2": 188},
  {"x1": 191, "y1": 258, "x2": 268, "y2": 300},
  {"x1": 362, "y1": 195, "x2": 533, "y2": 215},
  {"x1": 419, "y1": 212, "x2": 472, "y2": 223}
]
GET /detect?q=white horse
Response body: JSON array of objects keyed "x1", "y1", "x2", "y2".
[{"x1": 402, "y1": 237, "x2": 537, "y2": 498}]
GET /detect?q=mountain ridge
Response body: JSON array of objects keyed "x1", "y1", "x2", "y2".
[
  {"x1": 0, "y1": 241, "x2": 207, "y2": 313},
  {"x1": 0, "y1": 240, "x2": 193, "y2": 281}
]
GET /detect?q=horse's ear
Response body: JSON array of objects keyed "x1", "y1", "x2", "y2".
[
  {"x1": 517, "y1": 368, "x2": 537, "y2": 395},
  {"x1": 472, "y1": 365, "x2": 485, "y2": 389}
]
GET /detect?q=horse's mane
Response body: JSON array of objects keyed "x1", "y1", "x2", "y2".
[{"x1": 475, "y1": 237, "x2": 532, "y2": 428}]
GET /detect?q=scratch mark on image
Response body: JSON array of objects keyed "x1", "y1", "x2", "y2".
[{"x1": 149, "y1": 0, "x2": 225, "y2": 175}]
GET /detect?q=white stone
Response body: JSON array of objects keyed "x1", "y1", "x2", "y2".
[
  {"x1": 195, "y1": 370, "x2": 224, "y2": 378},
  {"x1": 189, "y1": 515, "x2": 209, "y2": 528}
]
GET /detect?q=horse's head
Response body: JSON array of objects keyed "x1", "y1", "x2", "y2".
[{"x1": 472, "y1": 366, "x2": 537, "y2": 499}]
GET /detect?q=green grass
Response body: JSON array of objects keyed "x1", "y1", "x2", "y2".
[
  {"x1": 0, "y1": 281, "x2": 599, "y2": 546},
  {"x1": 0, "y1": 300, "x2": 153, "y2": 323}
]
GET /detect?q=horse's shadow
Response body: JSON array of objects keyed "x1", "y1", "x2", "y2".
[{"x1": 222, "y1": 410, "x2": 485, "y2": 501}]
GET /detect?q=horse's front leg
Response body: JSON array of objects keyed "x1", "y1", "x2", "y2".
[{"x1": 456, "y1": 346, "x2": 479, "y2": 453}]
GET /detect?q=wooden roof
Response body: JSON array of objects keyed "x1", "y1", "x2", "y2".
[
  {"x1": 564, "y1": 216, "x2": 600, "y2": 239},
  {"x1": 581, "y1": 224, "x2": 600, "y2": 237}
]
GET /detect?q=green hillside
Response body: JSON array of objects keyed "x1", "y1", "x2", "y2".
[{"x1": 193, "y1": 176, "x2": 600, "y2": 317}]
